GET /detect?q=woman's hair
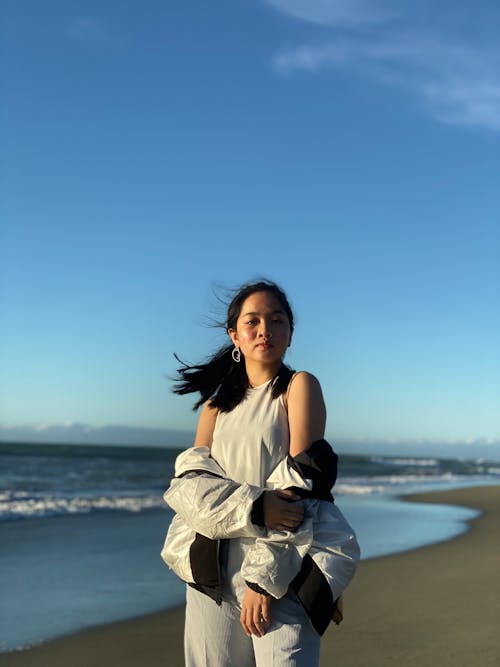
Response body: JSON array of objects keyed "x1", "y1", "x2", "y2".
[{"x1": 173, "y1": 280, "x2": 295, "y2": 412}]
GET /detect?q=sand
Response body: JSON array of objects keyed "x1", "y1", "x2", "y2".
[{"x1": 1, "y1": 485, "x2": 499, "y2": 667}]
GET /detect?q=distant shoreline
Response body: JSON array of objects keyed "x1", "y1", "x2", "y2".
[
  {"x1": 0, "y1": 439, "x2": 185, "y2": 455},
  {"x1": 2, "y1": 434, "x2": 499, "y2": 461}
]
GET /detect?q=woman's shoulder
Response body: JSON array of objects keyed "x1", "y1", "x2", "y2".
[
  {"x1": 284, "y1": 370, "x2": 323, "y2": 408},
  {"x1": 287, "y1": 370, "x2": 322, "y2": 392}
]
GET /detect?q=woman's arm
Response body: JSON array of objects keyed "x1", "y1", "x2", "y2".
[
  {"x1": 193, "y1": 401, "x2": 218, "y2": 448},
  {"x1": 287, "y1": 371, "x2": 327, "y2": 457}
]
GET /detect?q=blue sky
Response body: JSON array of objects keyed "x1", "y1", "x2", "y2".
[{"x1": 1, "y1": 0, "x2": 499, "y2": 458}]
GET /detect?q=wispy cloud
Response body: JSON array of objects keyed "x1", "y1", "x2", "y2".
[
  {"x1": 68, "y1": 16, "x2": 109, "y2": 47},
  {"x1": 265, "y1": 0, "x2": 397, "y2": 27},
  {"x1": 267, "y1": 1, "x2": 500, "y2": 132}
]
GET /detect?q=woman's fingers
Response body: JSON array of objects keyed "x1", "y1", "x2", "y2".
[
  {"x1": 263, "y1": 491, "x2": 304, "y2": 531},
  {"x1": 261, "y1": 595, "x2": 271, "y2": 626},
  {"x1": 252, "y1": 608, "x2": 265, "y2": 637},
  {"x1": 286, "y1": 505, "x2": 304, "y2": 521},
  {"x1": 240, "y1": 608, "x2": 255, "y2": 637},
  {"x1": 240, "y1": 605, "x2": 265, "y2": 637},
  {"x1": 276, "y1": 488, "x2": 301, "y2": 500},
  {"x1": 240, "y1": 589, "x2": 272, "y2": 637},
  {"x1": 278, "y1": 502, "x2": 304, "y2": 530},
  {"x1": 240, "y1": 608, "x2": 250, "y2": 636}
]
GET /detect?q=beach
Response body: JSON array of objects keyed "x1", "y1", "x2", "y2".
[{"x1": 1, "y1": 485, "x2": 499, "y2": 667}]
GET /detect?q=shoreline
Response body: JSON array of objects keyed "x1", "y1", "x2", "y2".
[{"x1": 1, "y1": 485, "x2": 499, "y2": 666}]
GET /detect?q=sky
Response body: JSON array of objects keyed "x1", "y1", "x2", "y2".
[{"x1": 1, "y1": 0, "x2": 499, "y2": 459}]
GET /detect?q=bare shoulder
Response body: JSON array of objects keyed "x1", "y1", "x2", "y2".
[
  {"x1": 201, "y1": 400, "x2": 219, "y2": 416},
  {"x1": 287, "y1": 371, "x2": 324, "y2": 400},
  {"x1": 194, "y1": 400, "x2": 219, "y2": 448}
]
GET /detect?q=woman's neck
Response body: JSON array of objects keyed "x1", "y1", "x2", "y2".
[{"x1": 245, "y1": 360, "x2": 282, "y2": 388}]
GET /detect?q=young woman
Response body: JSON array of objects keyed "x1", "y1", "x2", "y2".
[{"x1": 162, "y1": 280, "x2": 359, "y2": 667}]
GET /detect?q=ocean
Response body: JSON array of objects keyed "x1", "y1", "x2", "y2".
[{"x1": 1, "y1": 442, "x2": 499, "y2": 653}]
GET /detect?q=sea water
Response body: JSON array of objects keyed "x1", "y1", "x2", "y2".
[{"x1": 0, "y1": 443, "x2": 497, "y2": 652}]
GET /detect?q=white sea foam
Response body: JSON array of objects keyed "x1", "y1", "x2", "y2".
[
  {"x1": 334, "y1": 471, "x2": 497, "y2": 496},
  {"x1": 370, "y1": 457, "x2": 439, "y2": 467},
  {"x1": 334, "y1": 484, "x2": 386, "y2": 495},
  {"x1": 0, "y1": 494, "x2": 166, "y2": 520}
]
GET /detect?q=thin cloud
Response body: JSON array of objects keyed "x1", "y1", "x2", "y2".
[
  {"x1": 268, "y1": 0, "x2": 500, "y2": 133},
  {"x1": 68, "y1": 17, "x2": 109, "y2": 47},
  {"x1": 264, "y1": 0, "x2": 398, "y2": 27},
  {"x1": 274, "y1": 35, "x2": 500, "y2": 131},
  {"x1": 422, "y1": 74, "x2": 500, "y2": 132}
]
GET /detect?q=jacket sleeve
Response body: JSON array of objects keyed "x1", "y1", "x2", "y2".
[
  {"x1": 240, "y1": 441, "x2": 360, "y2": 600},
  {"x1": 163, "y1": 446, "x2": 265, "y2": 540}
]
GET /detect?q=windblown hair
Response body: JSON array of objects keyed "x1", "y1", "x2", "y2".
[{"x1": 173, "y1": 280, "x2": 295, "y2": 412}]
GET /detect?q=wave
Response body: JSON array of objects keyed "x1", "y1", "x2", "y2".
[
  {"x1": 3, "y1": 474, "x2": 499, "y2": 520},
  {"x1": 370, "y1": 456, "x2": 439, "y2": 467},
  {"x1": 335, "y1": 471, "x2": 500, "y2": 495},
  {"x1": 334, "y1": 484, "x2": 387, "y2": 495},
  {"x1": 0, "y1": 491, "x2": 170, "y2": 521},
  {"x1": 2, "y1": 446, "x2": 499, "y2": 521}
]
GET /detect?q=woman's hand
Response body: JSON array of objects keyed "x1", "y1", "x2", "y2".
[
  {"x1": 240, "y1": 587, "x2": 272, "y2": 637},
  {"x1": 263, "y1": 489, "x2": 304, "y2": 531}
]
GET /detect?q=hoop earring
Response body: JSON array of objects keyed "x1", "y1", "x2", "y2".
[{"x1": 231, "y1": 346, "x2": 241, "y2": 363}]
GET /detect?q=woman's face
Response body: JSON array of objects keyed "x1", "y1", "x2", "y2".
[{"x1": 228, "y1": 291, "x2": 292, "y2": 367}]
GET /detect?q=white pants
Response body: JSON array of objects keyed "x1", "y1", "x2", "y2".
[{"x1": 184, "y1": 585, "x2": 321, "y2": 667}]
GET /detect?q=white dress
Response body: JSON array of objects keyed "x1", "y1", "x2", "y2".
[
  {"x1": 211, "y1": 379, "x2": 289, "y2": 486},
  {"x1": 211, "y1": 379, "x2": 290, "y2": 602},
  {"x1": 184, "y1": 378, "x2": 322, "y2": 667}
]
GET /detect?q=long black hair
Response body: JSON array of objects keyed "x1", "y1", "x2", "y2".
[{"x1": 173, "y1": 280, "x2": 295, "y2": 412}]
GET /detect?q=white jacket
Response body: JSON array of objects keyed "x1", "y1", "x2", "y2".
[{"x1": 161, "y1": 441, "x2": 360, "y2": 635}]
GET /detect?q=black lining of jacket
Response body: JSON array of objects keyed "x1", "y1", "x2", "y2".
[
  {"x1": 290, "y1": 553, "x2": 333, "y2": 635},
  {"x1": 189, "y1": 535, "x2": 224, "y2": 605}
]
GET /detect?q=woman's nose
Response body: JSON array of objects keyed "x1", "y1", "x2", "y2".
[{"x1": 259, "y1": 322, "x2": 273, "y2": 338}]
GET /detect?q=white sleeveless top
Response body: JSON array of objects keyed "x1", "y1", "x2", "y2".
[{"x1": 211, "y1": 379, "x2": 290, "y2": 487}]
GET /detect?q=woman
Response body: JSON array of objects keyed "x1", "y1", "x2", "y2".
[{"x1": 162, "y1": 280, "x2": 359, "y2": 666}]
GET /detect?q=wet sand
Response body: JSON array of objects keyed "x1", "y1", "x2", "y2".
[{"x1": 1, "y1": 485, "x2": 499, "y2": 667}]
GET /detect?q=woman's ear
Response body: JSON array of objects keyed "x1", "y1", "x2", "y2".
[{"x1": 228, "y1": 328, "x2": 238, "y2": 346}]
